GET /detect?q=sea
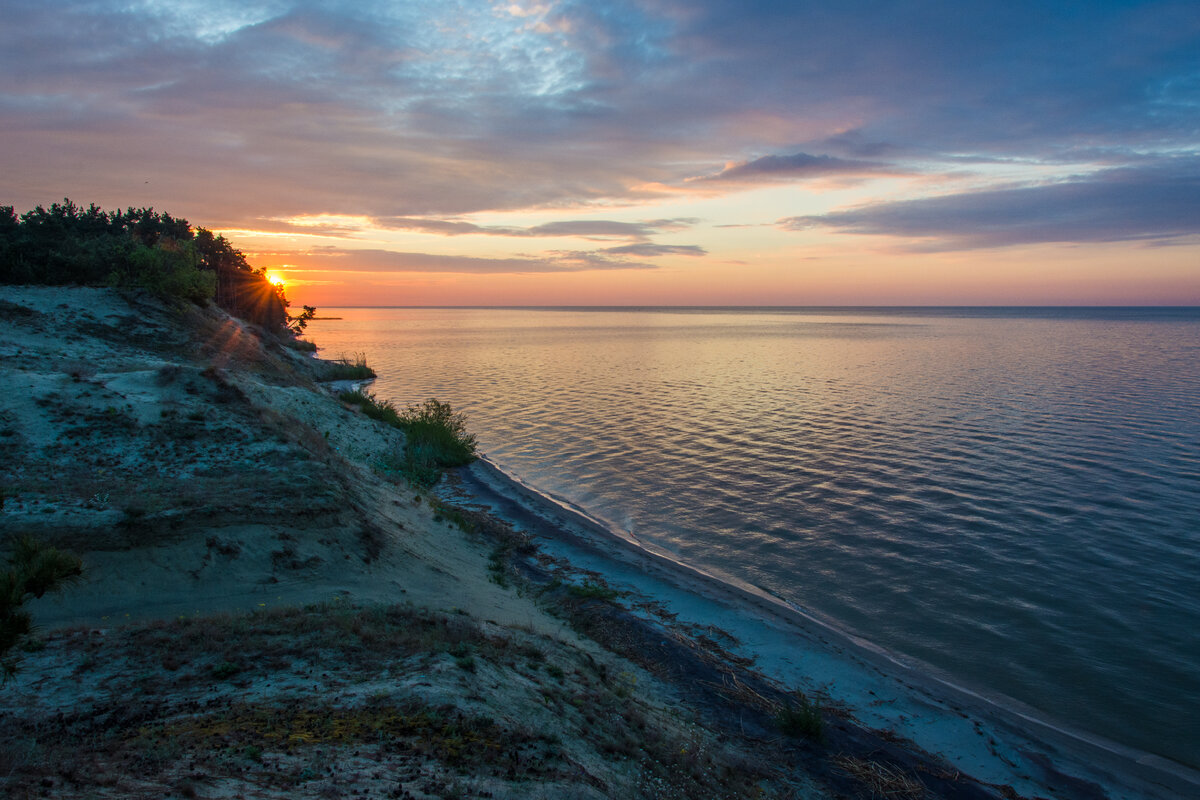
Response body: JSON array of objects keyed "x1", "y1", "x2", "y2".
[{"x1": 307, "y1": 306, "x2": 1200, "y2": 769}]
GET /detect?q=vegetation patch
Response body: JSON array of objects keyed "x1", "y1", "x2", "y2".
[
  {"x1": 833, "y1": 755, "x2": 927, "y2": 799},
  {"x1": 340, "y1": 387, "x2": 402, "y2": 427},
  {"x1": 322, "y1": 352, "x2": 377, "y2": 381},
  {"x1": 1, "y1": 536, "x2": 82, "y2": 682},
  {"x1": 430, "y1": 499, "x2": 476, "y2": 533},
  {"x1": 1, "y1": 200, "x2": 294, "y2": 330},
  {"x1": 285, "y1": 337, "x2": 318, "y2": 353},
  {"x1": 144, "y1": 699, "x2": 518, "y2": 766},
  {"x1": 394, "y1": 399, "x2": 477, "y2": 489},
  {"x1": 774, "y1": 693, "x2": 825, "y2": 742},
  {"x1": 347, "y1": 391, "x2": 478, "y2": 489},
  {"x1": 567, "y1": 580, "x2": 621, "y2": 603}
]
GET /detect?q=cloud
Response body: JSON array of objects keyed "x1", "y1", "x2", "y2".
[
  {"x1": 602, "y1": 243, "x2": 706, "y2": 257},
  {"x1": 783, "y1": 161, "x2": 1200, "y2": 250},
  {"x1": 234, "y1": 218, "x2": 365, "y2": 238},
  {"x1": 694, "y1": 152, "x2": 898, "y2": 182},
  {"x1": 261, "y1": 247, "x2": 656, "y2": 273},
  {"x1": 2, "y1": 0, "x2": 1198, "y2": 261},
  {"x1": 371, "y1": 217, "x2": 699, "y2": 242}
]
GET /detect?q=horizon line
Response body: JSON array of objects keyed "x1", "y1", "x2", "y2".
[{"x1": 308, "y1": 304, "x2": 1200, "y2": 310}]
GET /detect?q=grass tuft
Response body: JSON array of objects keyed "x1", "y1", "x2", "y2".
[
  {"x1": 399, "y1": 399, "x2": 476, "y2": 468},
  {"x1": 323, "y1": 352, "x2": 377, "y2": 381},
  {"x1": 774, "y1": 693, "x2": 824, "y2": 741},
  {"x1": 340, "y1": 388, "x2": 401, "y2": 427},
  {"x1": 348, "y1": 392, "x2": 478, "y2": 489},
  {"x1": 567, "y1": 581, "x2": 620, "y2": 602}
]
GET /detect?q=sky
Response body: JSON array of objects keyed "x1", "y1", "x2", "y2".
[{"x1": 3, "y1": 0, "x2": 1199, "y2": 306}]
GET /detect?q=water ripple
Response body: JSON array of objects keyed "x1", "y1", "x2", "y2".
[{"x1": 312, "y1": 307, "x2": 1200, "y2": 769}]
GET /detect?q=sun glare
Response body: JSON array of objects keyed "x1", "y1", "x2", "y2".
[{"x1": 265, "y1": 271, "x2": 286, "y2": 287}]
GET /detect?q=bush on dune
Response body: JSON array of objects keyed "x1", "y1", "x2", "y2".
[
  {"x1": 342, "y1": 391, "x2": 477, "y2": 488},
  {"x1": 400, "y1": 399, "x2": 477, "y2": 469},
  {"x1": 394, "y1": 399, "x2": 477, "y2": 488},
  {"x1": 1, "y1": 537, "x2": 82, "y2": 683}
]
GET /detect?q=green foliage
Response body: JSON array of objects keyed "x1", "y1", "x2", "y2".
[
  {"x1": 1, "y1": 536, "x2": 83, "y2": 683},
  {"x1": 212, "y1": 661, "x2": 241, "y2": 679},
  {"x1": 324, "y1": 353, "x2": 377, "y2": 381},
  {"x1": 289, "y1": 304, "x2": 317, "y2": 333},
  {"x1": 1, "y1": 199, "x2": 189, "y2": 285},
  {"x1": 340, "y1": 388, "x2": 401, "y2": 427},
  {"x1": 567, "y1": 581, "x2": 620, "y2": 602},
  {"x1": 774, "y1": 694, "x2": 824, "y2": 741},
  {"x1": 392, "y1": 400, "x2": 477, "y2": 489},
  {"x1": 0, "y1": 199, "x2": 288, "y2": 329},
  {"x1": 108, "y1": 240, "x2": 216, "y2": 304},
  {"x1": 488, "y1": 546, "x2": 510, "y2": 588},
  {"x1": 286, "y1": 338, "x2": 318, "y2": 353},
  {"x1": 342, "y1": 386, "x2": 476, "y2": 489},
  {"x1": 399, "y1": 399, "x2": 477, "y2": 468},
  {"x1": 394, "y1": 456, "x2": 443, "y2": 489},
  {"x1": 430, "y1": 500, "x2": 476, "y2": 533}
]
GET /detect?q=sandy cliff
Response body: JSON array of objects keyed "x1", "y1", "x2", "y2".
[{"x1": 0, "y1": 288, "x2": 824, "y2": 798}]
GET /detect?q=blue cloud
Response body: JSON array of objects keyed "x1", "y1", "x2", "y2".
[
  {"x1": 784, "y1": 160, "x2": 1200, "y2": 250},
  {"x1": 695, "y1": 152, "x2": 898, "y2": 182}
]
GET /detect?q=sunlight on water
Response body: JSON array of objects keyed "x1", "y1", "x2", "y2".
[{"x1": 310, "y1": 307, "x2": 1200, "y2": 767}]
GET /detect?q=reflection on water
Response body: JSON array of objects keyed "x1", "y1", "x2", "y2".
[{"x1": 310, "y1": 307, "x2": 1200, "y2": 767}]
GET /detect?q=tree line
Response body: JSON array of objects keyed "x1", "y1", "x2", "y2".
[{"x1": 0, "y1": 199, "x2": 304, "y2": 331}]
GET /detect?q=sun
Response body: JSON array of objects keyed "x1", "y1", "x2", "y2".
[{"x1": 265, "y1": 271, "x2": 286, "y2": 287}]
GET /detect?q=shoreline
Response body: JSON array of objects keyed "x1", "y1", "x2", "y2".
[
  {"x1": 447, "y1": 455, "x2": 1200, "y2": 800},
  {"x1": 4, "y1": 286, "x2": 1195, "y2": 798}
]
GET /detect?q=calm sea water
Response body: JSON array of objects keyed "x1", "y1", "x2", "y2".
[{"x1": 310, "y1": 307, "x2": 1200, "y2": 767}]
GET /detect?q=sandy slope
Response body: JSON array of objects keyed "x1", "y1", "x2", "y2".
[
  {"x1": 0, "y1": 288, "x2": 821, "y2": 799},
  {"x1": 0, "y1": 287, "x2": 556, "y2": 634}
]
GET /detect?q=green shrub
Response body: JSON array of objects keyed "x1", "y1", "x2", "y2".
[
  {"x1": 568, "y1": 581, "x2": 619, "y2": 602},
  {"x1": 211, "y1": 661, "x2": 241, "y2": 679},
  {"x1": 345, "y1": 389, "x2": 476, "y2": 489},
  {"x1": 340, "y1": 388, "x2": 402, "y2": 427},
  {"x1": 2, "y1": 537, "x2": 83, "y2": 683},
  {"x1": 399, "y1": 399, "x2": 477, "y2": 468},
  {"x1": 430, "y1": 500, "x2": 475, "y2": 532},
  {"x1": 775, "y1": 694, "x2": 823, "y2": 741},
  {"x1": 287, "y1": 338, "x2": 318, "y2": 353},
  {"x1": 108, "y1": 241, "x2": 215, "y2": 304},
  {"x1": 324, "y1": 352, "x2": 376, "y2": 380}
]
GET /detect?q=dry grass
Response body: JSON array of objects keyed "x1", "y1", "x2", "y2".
[
  {"x1": 0, "y1": 602, "x2": 797, "y2": 799},
  {"x1": 833, "y1": 755, "x2": 927, "y2": 799}
]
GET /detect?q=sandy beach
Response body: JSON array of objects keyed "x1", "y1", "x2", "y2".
[{"x1": 1, "y1": 287, "x2": 1195, "y2": 799}]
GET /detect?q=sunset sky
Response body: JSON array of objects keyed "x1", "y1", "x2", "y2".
[{"x1": 4, "y1": 0, "x2": 1198, "y2": 306}]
